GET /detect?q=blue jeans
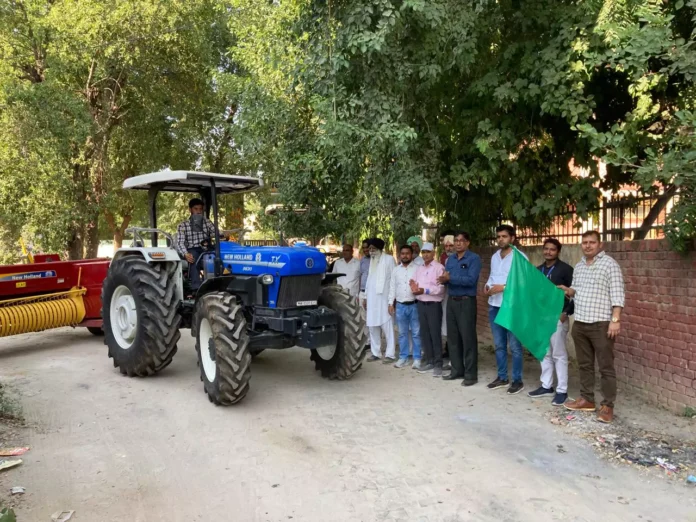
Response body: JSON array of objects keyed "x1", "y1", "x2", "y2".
[
  {"x1": 489, "y1": 305, "x2": 523, "y2": 382},
  {"x1": 396, "y1": 303, "x2": 421, "y2": 360}
]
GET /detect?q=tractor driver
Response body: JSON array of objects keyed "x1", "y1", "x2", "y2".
[{"x1": 175, "y1": 198, "x2": 220, "y2": 291}]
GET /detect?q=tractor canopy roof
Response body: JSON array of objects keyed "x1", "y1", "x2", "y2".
[{"x1": 123, "y1": 170, "x2": 262, "y2": 194}]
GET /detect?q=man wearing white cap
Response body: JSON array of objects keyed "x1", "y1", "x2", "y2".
[
  {"x1": 409, "y1": 242, "x2": 446, "y2": 377},
  {"x1": 365, "y1": 238, "x2": 397, "y2": 362}
]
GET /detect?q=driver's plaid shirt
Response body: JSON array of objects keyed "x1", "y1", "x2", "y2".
[
  {"x1": 571, "y1": 251, "x2": 625, "y2": 323},
  {"x1": 175, "y1": 218, "x2": 217, "y2": 257}
]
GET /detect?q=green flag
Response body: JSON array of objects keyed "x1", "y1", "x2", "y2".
[{"x1": 494, "y1": 247, "x2": 565, "y2": 361}]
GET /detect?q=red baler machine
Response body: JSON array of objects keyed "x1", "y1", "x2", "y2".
[{"x1": 0, "y1": 256, "x2": 110, "y2": 338}]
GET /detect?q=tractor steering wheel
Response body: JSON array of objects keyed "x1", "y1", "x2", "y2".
[{"x1": 200, "y1": 238, "x2": 215, "y2": 251}]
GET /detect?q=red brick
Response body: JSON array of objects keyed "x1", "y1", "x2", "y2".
[{"x1": 670, "y1": 357, "x2": 688, "y2": 368}]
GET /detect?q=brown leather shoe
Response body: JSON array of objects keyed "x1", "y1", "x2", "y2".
[
  {"x1": 597, "y1": 405, "x2": 614, "y2": 423},
  {"x1": 564, "y1": 397, "x2": 596, "y2": 412}
]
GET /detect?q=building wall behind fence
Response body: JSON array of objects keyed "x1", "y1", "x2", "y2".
[{"x1": 471, "y1": 239, "x2": 696, "y2": 413}]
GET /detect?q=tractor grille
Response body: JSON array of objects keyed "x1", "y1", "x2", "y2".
[{"x1": 276, "y1": 275, "x2": 322, "y2": 308}]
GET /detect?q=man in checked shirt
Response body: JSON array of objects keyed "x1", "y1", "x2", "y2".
[
  {"x1": 176, "y1": 198, "x2": 220, "y2": 291},
  {"x1": 559, "y1": 231, "x2": 625, "y2": 423}
]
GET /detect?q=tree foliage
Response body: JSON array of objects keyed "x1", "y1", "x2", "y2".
[
  {"x1": 228, "y1": 0, "x2": 696, "y2": 250},
  {"x1": 1, "y1": 0, "x2": 695, "y2": 261},
  {"x1": 0, "y1": 0, "x2": 232, "y2": 259}
]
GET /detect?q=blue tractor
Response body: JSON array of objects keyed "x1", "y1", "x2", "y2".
[{"x1": 101, "y1": 171, "x2": 367, "y2": 405}]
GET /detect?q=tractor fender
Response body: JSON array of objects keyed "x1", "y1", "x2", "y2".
[
  {"x1": 111, "y1": 248, "x2": 184, "y2": 304},
  {"x1": 321, "y1": 273, "x2": 342, "y2": 286},
  {"x1": 112, "y1": 247, "x2": 183, "y2": 264}
]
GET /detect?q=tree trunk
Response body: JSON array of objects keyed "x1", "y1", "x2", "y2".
[
  {"x1": 84, "y1": 220, "x2": 100, "y2": 259},
  {"x1": 105, "y1": 211, "x2": 131, "y2": 251},
  {"x1": 226, "y1": 194, "x2": 245, "y2": 239},
  {"x1": 67, "y1": 229, "x2": 83, "y2": 260},
  {"x1": 113, "y1": 230, "x2": 123, "y2": 250}
]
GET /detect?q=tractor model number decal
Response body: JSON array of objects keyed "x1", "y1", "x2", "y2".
[
  {"x1": 0, "y1": 270, "x2": 57, "y2": 282},
  {"x1": 297, "y1": 300, "x2": 318, "y2": 306},
  {"x1": 16, "y1": 282, "x2": 27, "y2": 288}
]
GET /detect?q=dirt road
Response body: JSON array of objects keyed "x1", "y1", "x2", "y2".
[{"x1": 1, "y1": 329, "x2": 694, "y2": 521}]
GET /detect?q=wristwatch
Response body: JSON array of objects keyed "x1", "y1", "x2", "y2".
[{"x1": 611, "y1": 317, "x2": 620, "y2": 323}]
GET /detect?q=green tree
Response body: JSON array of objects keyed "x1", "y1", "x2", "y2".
[
  {"x1": 228, "y1": 0, "x2": 696, "y2": 250},
  {"x1": 0, "y1": 0, "x2": 232, "y2": 258}
]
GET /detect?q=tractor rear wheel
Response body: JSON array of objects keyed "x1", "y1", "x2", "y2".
[
  {"x1": 102, "y1": 257, "x2": 181, "y2": 376},
  {"x1": 194, "y1": 292, "x2": 251, "y2": 405},
  {"x1": 310, "y1": 285, "x2": 367, "y2": 379}
]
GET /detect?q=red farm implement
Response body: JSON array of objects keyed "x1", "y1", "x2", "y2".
[{"x1": 0, "y1": 255, "x2": 109, "y2": 338}]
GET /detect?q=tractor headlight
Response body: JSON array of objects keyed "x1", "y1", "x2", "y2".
[{"x1": 260, "y1": 274, "x2": 274, "y2": 285}]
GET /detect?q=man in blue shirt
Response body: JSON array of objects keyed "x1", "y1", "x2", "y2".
[{"x1": 438, "y1": 231, "x2": 482, "y2": 386}]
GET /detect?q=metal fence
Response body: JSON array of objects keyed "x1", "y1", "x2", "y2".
[{"x1": 482, "y1": 192, "x2": 676, "y2": 246}]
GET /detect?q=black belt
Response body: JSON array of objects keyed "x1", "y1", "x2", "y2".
[
  {"x1": 397, "y1": 301, "x2": 416, "y2": 305},
  {"x1": 418, "y1": 301, "x2": 440, "y2": 305},
  {"x1": 450, "y1": 295, "x2": 475, "y2": 301}
]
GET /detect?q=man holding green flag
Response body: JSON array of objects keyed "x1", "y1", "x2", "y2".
[
  {"x1": 485, "y1": 226, "x2": 529, "y2": 395},
  {"x1": 492, "y1": 229, "x2": 566, "y2": 395}
]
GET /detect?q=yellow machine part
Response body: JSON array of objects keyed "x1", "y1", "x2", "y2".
[{"x1": 0, "y1": 288, "x2": 86, "y2": 338}]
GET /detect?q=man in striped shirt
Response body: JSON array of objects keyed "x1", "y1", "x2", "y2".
[{"x1": 559, "y1": 231, "x2": 625, "y2": 423}]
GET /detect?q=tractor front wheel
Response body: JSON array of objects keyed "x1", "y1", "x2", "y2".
[
  {"x1": 102, "y1": 257, "x2": 181, "y2": 376},
  {"x1": 195, "y1": 292, "x2": 251, "y2": 405},
  {"x1": 310, "y1": 285, "x2": 367, "y2": 379}
]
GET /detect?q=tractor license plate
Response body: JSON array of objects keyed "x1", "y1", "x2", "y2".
[{"x1": 296, "y1": 300, "x2": 317, "y2": 307}]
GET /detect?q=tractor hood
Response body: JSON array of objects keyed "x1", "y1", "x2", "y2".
[{"x1": 218, "y1": 243, "x2": 327, "y2": 277}]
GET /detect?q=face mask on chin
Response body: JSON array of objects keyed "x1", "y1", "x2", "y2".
[{"x1": 191, "y1": 213, "x2": 204, "y2": 231}]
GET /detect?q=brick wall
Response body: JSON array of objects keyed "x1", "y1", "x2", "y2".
[{"x1": 470, "y1": 239, "x2": 696, "y2": 413}]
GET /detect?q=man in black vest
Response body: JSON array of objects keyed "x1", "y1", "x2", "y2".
[{"x1": 527, "y1": 238, "x2": 574, "y2": 406}]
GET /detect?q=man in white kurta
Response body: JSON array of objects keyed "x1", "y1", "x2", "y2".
[
  {"x1": 365, "y1": 238, "x2": 396, "y2": 361},
  {"x1": 331, "y1": 244, "x2": 361, "y2": 297}
]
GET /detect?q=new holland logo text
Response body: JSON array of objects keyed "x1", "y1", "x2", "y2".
[{"x1": 0, "y1": 270, "x2": 57, "y2": 282}]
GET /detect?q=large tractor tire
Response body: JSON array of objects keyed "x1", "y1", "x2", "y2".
[
  {"x1": 194, "y1": 292, "x2": 251, "y2": 405},
  {"x1": 102, "y1": 257, "x2": 181, "y2": 376},
  {"x1": 310, "y1": 285, "x2": 367, "y2": 379}
]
